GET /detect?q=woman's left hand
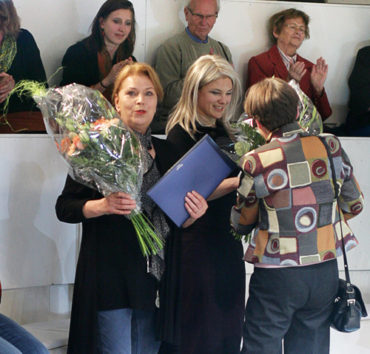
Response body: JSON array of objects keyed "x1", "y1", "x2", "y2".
[
  {"x1": 311, "y1": 57, "x2": 328, "y2": 96},
  {"x1": 0, "y1": 72, "x2": 15, "y2": 103},
  {"x1": 182, "y1": 191, "x2": 208, "y2": 228}
]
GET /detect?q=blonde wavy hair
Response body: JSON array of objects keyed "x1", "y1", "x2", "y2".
[{"x1": 166, "y1": 55, "x2": 241, "y2": 139}]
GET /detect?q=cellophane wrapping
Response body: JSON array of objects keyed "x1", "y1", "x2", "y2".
[{"x1": 33, "y1": 83, "x2": 162, "y2": 256}]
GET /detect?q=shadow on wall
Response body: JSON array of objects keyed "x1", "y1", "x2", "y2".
[{"x1": 1, "y1": 162, "x2": 62, "y2": 289}]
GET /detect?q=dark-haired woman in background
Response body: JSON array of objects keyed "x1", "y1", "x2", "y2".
[
  {"x1": 0, "y1": 0, "x2": 46, "y2": 115},
  {"x1": 60, "y1": 0, "x2": 136, "y2": 103}
]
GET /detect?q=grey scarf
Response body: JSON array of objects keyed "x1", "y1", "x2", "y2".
[{"x1": 135, "y1": 129, "x2": 170, "y2": 281}]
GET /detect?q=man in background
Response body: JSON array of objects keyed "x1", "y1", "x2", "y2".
[{"x1": 153, "y1": 0, "x2": 232, "y2": 132}]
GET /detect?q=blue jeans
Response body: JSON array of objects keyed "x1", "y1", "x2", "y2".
[
  {"x1": 0, "y1": 313, "x2": 48, "y2": 354},
  {"x1": 97, "y1": 308, "x2": 160, "y2": 354}
]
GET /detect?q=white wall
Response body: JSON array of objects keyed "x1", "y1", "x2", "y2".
[
  {"x1": 0, "y1": 135, "x2": 79, "y2": 289},
  {"x1": 2, "y1": 0, "x2": 369, "y2": 322},
  {"x1": 14, "y1": 0, "x2": 370, "y2": 126}
]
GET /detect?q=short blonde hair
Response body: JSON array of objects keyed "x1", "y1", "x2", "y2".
[
  {"x1": 244, "y1": 78, "x2": 298, "y2": 132},
  {"x1": 0, "y1": 0, "x2": 20, "y2": 37},
  {"x1": 166, "y1": 55, "x2": 241, "y2": 139},
  {"x1": 112, "y1": 62, "x2": 164, "y2": 102}
]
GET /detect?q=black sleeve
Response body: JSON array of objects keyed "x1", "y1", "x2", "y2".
[
  {"x1": 60, "y1": 41, "x2": 98, "y2": 87},
  {"x1": 166, "y1": 125, "x2": 197, "y2": 157},
  {"x1": 4, "y1": 29, "x2": 47, "y2": 112},
  {"x1": 55, "y1": 175, "x2": 100, "y2": 224},
  {"x1": 348, "y1": 46, "x2": 370, "y2": 113},
  {"x1": 13, "y1": 29, "x2": 47, "y2": 84}
]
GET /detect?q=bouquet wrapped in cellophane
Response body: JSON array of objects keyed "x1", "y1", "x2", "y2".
[
  {"x1": 230, "y1": 115, "x2": 265, "y2": 242},
  {"x1": 233, "y1": 114, "x2": 265, "y2": 159},
  {"x1": 32, "y1": 83, "x2": 163, "y2": 257},
  {"x1": 288, "y1": 79, "x2": 323, "y2": 135}
]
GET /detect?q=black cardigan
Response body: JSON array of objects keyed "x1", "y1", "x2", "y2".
[
  {"x1": 60, "y1": 38, "x2": 136, "y2": 87},
  {"x1": 56, "y1": 137, "x2": 177, "y2": 354},
  {"x1": 1, "y1": 29, "x2": 46, "y2": 114}
]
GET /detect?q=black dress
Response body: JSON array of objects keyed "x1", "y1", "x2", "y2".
[
  {"x1": 165, "y1": 123, "x2": 245, "y2": 354},
  {"x1": 56, "y1": 137, "x2": 176, "y2": 354}
]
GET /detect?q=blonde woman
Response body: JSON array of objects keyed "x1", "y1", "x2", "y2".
[{"x1": 163, "y1": 55, "x2": 245, "y2": 354}]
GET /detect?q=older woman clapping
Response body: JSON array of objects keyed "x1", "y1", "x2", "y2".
[
  {"x1": 247, "y1": 8, "x2": 332, "y2": 120},
  {"x1": 56, "y1": 62, "x2": 207, "y2": 353}
]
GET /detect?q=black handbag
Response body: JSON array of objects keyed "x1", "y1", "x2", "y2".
[
  {"x1": 321, "y1": 137, "x2": 368, "y2": 332},
  {"x1": 332, "y1": 278, "x2": 367, "y2": 332}
]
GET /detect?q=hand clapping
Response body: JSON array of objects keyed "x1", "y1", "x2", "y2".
[
  {"x1": 102, "y1": 57, "x2": 133, "y2": 87},
  {"x1": 288, "y1": 61, "x2": 307, "y2": 83},
  {"x1": 311, "y1": 57, "x2": 328, "y2": 96}
]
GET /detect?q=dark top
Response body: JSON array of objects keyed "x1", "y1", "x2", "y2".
[
  {"x1": 164, "y1": 123, "x2": 245, "y2": 354},
  {"x1": 56, "y1": 137, "x2": 176, "y2": 354},
  {"x1": 0, "y1": 29, "x2": 46, "y2": 114},
  {"x1": 60, "y1": 38, "x2": 136, "y2": 87},
  {"x1": 346, "y1": 46, "x2": 370, "y2": 133}
]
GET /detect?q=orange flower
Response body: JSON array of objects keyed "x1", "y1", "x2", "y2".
[
  {"x1": 72, "y1": 135, "x2": 85, "y2": 150},
  {"x1": 60, "y1": 137, "x2": 71, "y2": 154},
  {"x1": 92, "y1": 117, "x2": 108, "y2": 130}
]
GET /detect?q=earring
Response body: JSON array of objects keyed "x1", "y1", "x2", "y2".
[{"x1": 100, "y1": 27, "x2": 105, "y2": 37}]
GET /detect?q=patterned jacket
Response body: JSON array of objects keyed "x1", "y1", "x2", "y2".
[{"x1": 231, "y1": 122, "x2": 364, "y2": 266}]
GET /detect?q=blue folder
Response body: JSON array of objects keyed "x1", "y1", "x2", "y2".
[{"x1": 147, "y1": 134, "x2": 236, "y2": 227}]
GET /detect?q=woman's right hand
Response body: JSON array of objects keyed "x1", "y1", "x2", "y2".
[
  {"x1": 0, "y1": 72, "x2": 15, "y2": 103},
  {"x1": 82, "y1": 192, "x2": 136, "y2": 218},
  {"x1": 288, "y1": 61, "x2": 306, "y2": 83},
  {"x1": 101, "y1": 57, "x2": 133, "y2": 88},
  {"x1": 182, "y1": 191, "x2": 208, "y2": 228}
]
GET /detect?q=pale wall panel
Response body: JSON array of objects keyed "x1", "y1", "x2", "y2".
[{"x1": 0, "y1": 136, "x2": 78, "y2": 289}]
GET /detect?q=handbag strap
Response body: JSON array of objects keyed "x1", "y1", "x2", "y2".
[{"x1": 319, "y1": 137, "x2": 351, "y2": 284}]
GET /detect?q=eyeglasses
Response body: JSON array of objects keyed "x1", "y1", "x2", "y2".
[
  {"x1": 284, "y1": 23, "x2": 306, "y2": 34},
  {"x1": 187, "y1": 7, "x2": 218, "y2": 21}
]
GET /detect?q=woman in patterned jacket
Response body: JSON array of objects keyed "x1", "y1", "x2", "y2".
[{"x1": 231, "y1": 77, "x2": 364, "y2": 354}]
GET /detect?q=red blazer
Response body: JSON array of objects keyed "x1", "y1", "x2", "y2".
[{"x1": 247, "y1": 45, "x2": 332, "y2": 120}]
